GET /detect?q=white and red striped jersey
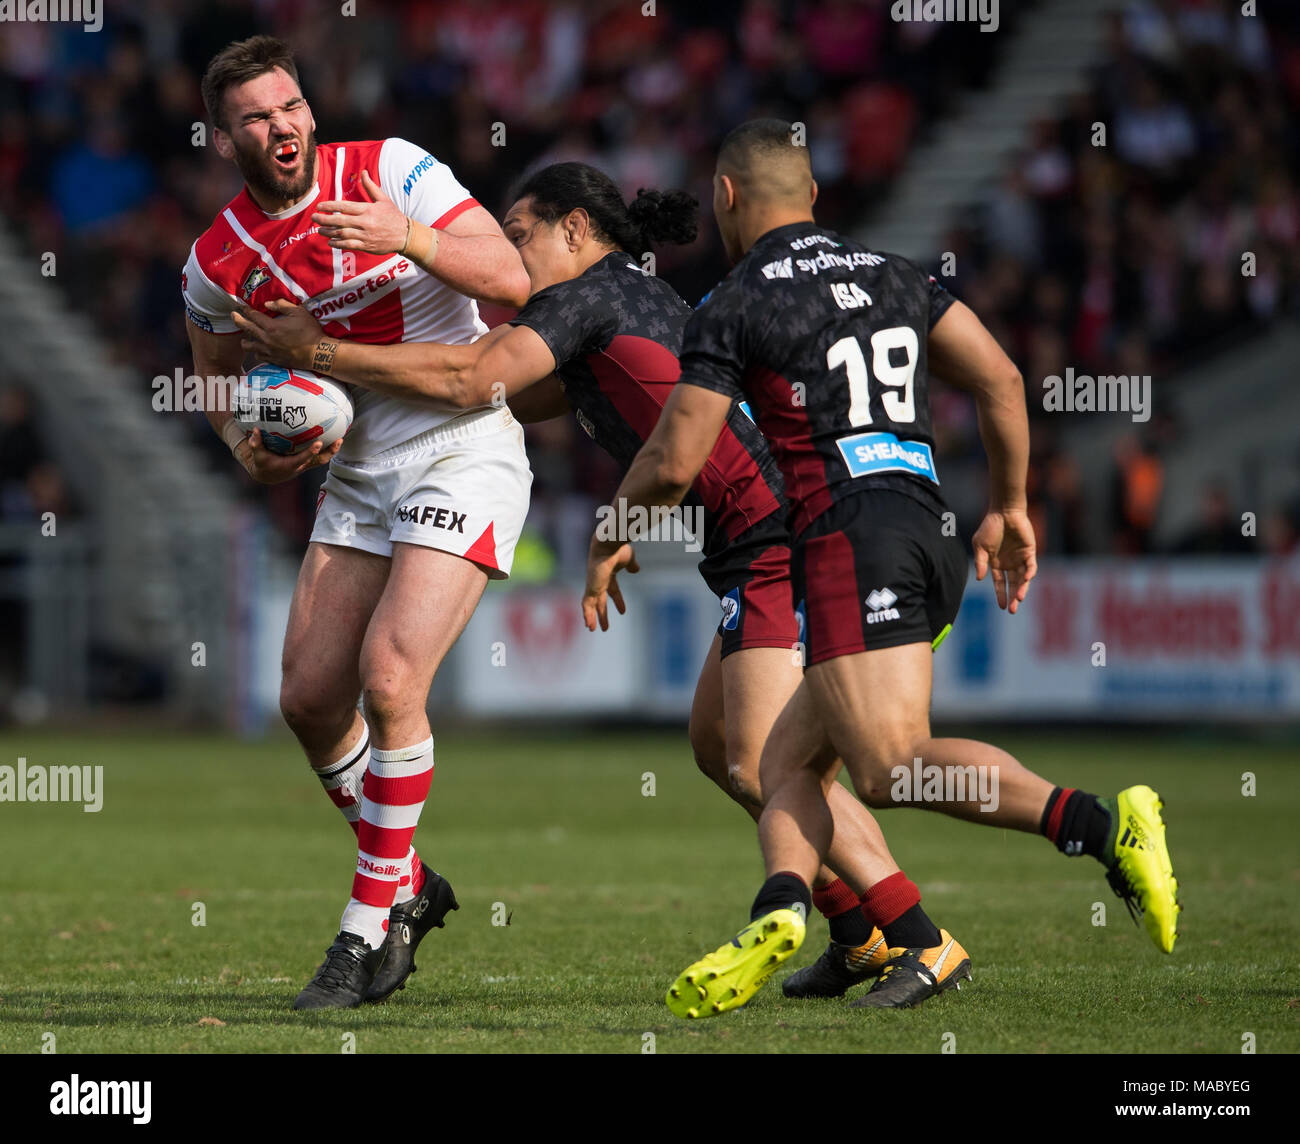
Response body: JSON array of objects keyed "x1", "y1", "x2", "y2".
[{"x1": 183, "y1": 137, "x2": 487, "y2": 460}]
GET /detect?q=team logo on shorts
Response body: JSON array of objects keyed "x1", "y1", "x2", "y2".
[
  {"x1": 865, "y1": 587, "x2": 900, "y2": 624},
  {"x1": 795, "y1": 599, "x2": 807, "y2": 645},
  {"x1": 720, "y1": 588, "x2": 741, "y2": 631}
]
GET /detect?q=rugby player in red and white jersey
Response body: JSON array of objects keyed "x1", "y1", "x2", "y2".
[{"x1": 183, "y1": 36, "x2": 533, "y2": 1009}]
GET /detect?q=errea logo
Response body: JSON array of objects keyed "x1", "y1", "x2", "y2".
[
  {"x1": 761, "y1": 257, "x2": 793, "y2": 279},
  {"x1": 865, "y1": 587, "x2": 900, "y2": 624}
]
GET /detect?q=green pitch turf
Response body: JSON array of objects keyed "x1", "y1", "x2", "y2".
[{"x1": 0, "y1": 728, "x2": 1296, "y2": 1054}]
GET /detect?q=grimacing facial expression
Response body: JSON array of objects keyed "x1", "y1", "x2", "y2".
[
  {"x1": 502, "y1": 198, "x2": 579, "y2": 294},
  {"x1": 219, "y1": 67, "x2": 318, "y2": 206}
]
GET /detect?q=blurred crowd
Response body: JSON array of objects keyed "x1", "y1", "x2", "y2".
[
  {"x1": 0, "y1": 0, "x2": 1296, "y2": 567},
  {"x1": 937, "y1": 0, "x2": 1300, "y2": 556}
]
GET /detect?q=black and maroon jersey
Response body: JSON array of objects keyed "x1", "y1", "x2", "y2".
[
  {"x1": 677, "y1": 222, "x2": 955, "y2": 537},
  {"x1": 510, "y1": 251, "x2": 786, "y2": 557}
]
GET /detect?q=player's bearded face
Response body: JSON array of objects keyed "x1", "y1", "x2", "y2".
[{"x1": 232, "y1": 127, "x2": 318, "y2": 204}]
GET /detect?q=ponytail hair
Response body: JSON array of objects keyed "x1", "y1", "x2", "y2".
[{"x1": 512, "y1": 161, "x2": 698, "y2": 258}]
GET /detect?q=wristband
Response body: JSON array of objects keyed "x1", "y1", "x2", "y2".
[
  {"x1": 311, "y1": 339, "x2": 339, "y2": 375},
  {"x1": 399, "y1": 218, "x2": 437, "y2": 266},
  {"x1": 221, "y1": 418, "x2": 250, "y2": 455}
]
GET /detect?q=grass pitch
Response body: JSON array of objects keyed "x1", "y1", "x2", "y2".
[{"x1": 0, "y1": 728, "x2": 1296, "y2": 1054}]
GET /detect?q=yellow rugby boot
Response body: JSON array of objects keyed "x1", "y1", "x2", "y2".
[
  {"x1": 666, "y1": 907, "x2": 806, "y2": 1019},
  {"x1": 1105, "y1": 785, "x2": 1180, "y2": 953}
]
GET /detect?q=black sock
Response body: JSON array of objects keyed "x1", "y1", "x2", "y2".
[
  {"x1": 1041, "y1": 787, "x2": 1111, "y2": 860},
  {"x1": 750, "y1": 872, "x2": 812, "y2": 922},
  {"x1": 827, "y1": 906, "x2": 873, "y2": 946},
  {"x1": 881, "y1": 903, "x2": 942, "y2": 950}
]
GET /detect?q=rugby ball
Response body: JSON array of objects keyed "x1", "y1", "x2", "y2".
[{"x1": 235, "y1": 363, "x2": 353, "y2": 455}]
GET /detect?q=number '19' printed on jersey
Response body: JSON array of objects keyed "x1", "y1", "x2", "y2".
[{"x1": 677, "y1": 222, "x2": 954, "y2": 537}]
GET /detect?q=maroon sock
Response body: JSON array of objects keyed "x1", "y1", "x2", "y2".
[
  {"x1": 860, "y1": 872, "x2": 941, "y2": 949},
  {"x1": 813, "y1": 878, "x2": 871, "y2": 945}
]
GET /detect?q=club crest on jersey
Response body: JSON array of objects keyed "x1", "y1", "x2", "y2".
[
  {"x1": 761, "y1": 257, "x2": 793, "y2": 279},
  {"x1": 240, "y1": 264, "x2": 271, "y2": 303}
]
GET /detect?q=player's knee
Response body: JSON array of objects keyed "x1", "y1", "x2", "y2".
[
  {"x1": 849, "y1": 726, "x2": 923, "y2": 809},
  {"x1": 725, "y1": 758, "x2": 764, "y2": 808},
  {"x1": 688, "y1": 720, "x2": 727, "y2": 787},
  {"x1": 360, "y1": 664, "x2": 421, "y2": 731},
  {"x1": 280, "y1": 676, "x2": 350, "y2": 735},
  {"x1": 853, "y1": 774, "x2": 897, "y2": 809}
]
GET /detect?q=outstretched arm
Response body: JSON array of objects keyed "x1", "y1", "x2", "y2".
[
  {"x1": 928, "y1": 299, "x2": 1036, "y2": 612},
  {"x1": 583, "y1": 383, "x2": 733, "y2": 631},
  {"x1": 233, "y1": 302, "x2": 557, "y2": 411}
]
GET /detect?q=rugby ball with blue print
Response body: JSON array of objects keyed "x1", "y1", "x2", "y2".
[{"x1": 235, "y1": 363, "x2": 353, "y2": 456}]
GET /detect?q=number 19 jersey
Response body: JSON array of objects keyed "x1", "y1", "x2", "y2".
[{"x1": 678, "y1": 222, "x2": 954, "y2": 537}]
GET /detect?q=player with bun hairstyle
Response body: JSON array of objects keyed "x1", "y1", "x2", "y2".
[
  {"x1": 583, "y1": 118, "x2": 1179, "y2": 1019},
  {"x1": 238, "y1": 160, "x2": 958, "y2": 998}
]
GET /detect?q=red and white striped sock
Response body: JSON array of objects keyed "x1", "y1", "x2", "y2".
[
  {"x1": 312, "y1": 724, "x2": 370, "y2": 830},
  {"x1": 340, "y1": 736, "x2": 435, "y2": 949},
  {"x1": 313, "y1": 726, "x2": 424, "y2": 907}
]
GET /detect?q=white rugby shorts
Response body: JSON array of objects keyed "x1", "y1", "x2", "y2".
[{"x1": 309, "y1": 406, "x2": 532, "y2": 578}]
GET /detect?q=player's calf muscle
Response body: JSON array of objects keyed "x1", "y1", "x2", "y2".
[{"x1": 358, "y1": 549, "x2": 487, "y2": 744}]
